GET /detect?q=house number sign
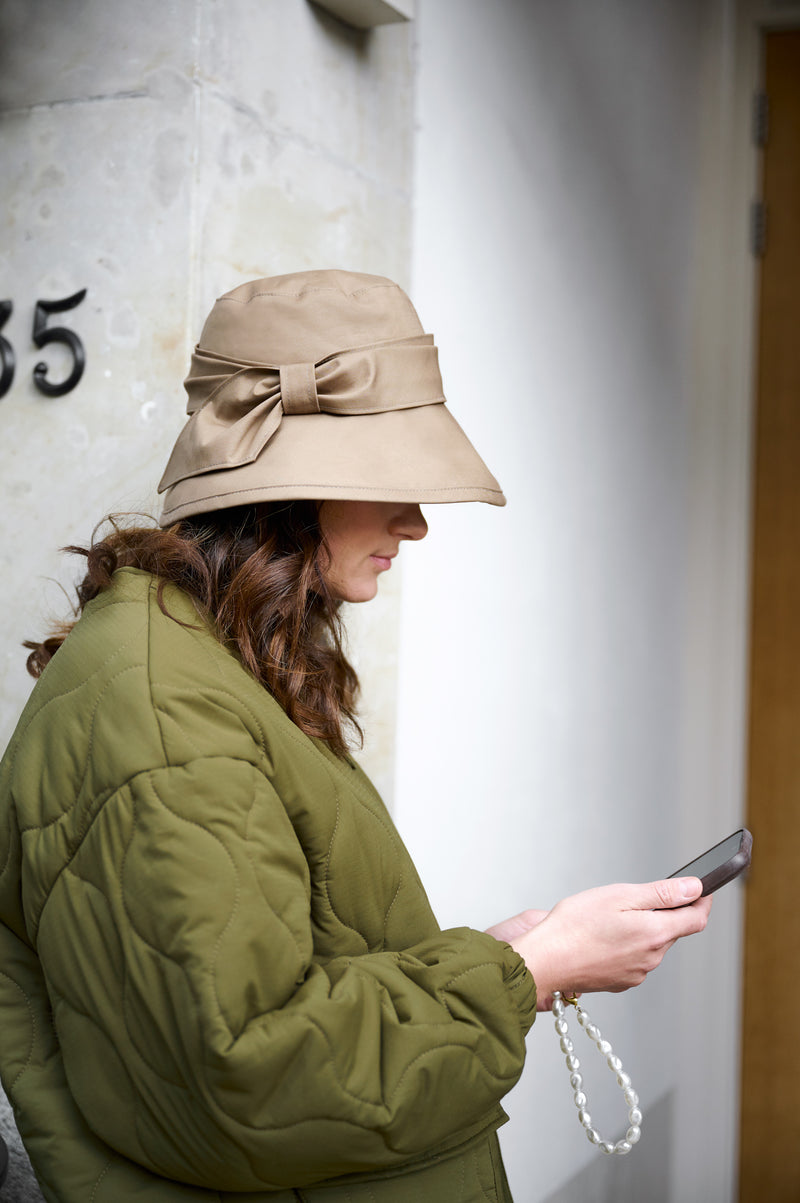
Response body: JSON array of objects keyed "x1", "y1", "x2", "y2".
[{"x1": 0, "y1": 288, "x2": 87, "y2": 399}]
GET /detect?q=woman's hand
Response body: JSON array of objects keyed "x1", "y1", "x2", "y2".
[
  {"x1": 484, "y1": 908, "x2": 549, "y2": 944},
  {"x1": 489, "y1": 878, "x2": 712, "y2": 1011}
]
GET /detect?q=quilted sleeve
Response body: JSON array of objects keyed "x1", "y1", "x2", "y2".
[{"x1": 36, "y1": 757, "x2": 536, "y2": 1193}]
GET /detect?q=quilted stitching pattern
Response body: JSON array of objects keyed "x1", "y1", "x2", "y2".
[{"x1": 0, "y1": 569, "x2": 535, "y2": 1201}]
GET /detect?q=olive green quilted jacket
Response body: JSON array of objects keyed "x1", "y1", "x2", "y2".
[{"x1": 0, "y1": 569, "x2": 536, "y2": 1201}]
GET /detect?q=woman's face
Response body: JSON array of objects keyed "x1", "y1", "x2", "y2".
[{"x1": 319, "y1": 500, "x2": 428, "y2": 603}]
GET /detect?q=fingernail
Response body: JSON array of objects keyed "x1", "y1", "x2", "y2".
[{"x1": 679, "y1": 877, "x2": 699, "y2": 898}]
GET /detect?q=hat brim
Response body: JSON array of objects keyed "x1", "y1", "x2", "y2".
[{"x1": 159, "y1": 403, "x2": 505, "y2": 525}]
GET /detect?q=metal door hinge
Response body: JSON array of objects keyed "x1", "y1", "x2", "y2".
[
  {"x1": 754, "y1": 91, "x2": 769, "y2": 147},
  {"x1": 751, "y1": 201, "x2": 767, "y2": 257}
]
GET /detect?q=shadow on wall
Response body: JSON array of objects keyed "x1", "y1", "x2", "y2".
[
  {"x1": 535, "y1": 1090, "x2": 674, "y2": 1203},
  {"x1": 307, "y1": 0, "x2": 373, "y2": 57}
]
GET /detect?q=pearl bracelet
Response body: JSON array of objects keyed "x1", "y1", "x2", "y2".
[{"x1": 552, "y1": 991, "x2": 643, "y2": 1155}]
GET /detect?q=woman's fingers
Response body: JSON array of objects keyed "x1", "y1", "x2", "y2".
[
  {"x1": 485, "y1": 908, "x2": 549, "y2": 943},
  {"x1": 632, "y1": 876, "x2": 704, "y2": 910},
  {"x1": 646, "y1": 883, "x2": 713, "y2": 944},
  {"x1": 504, "y1": 880, "x2": 713, "y2": 1000}
]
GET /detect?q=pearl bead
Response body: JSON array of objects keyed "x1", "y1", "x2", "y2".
[{"x1": 552, "y1": 992, "x2": 643, "y2": 1157}]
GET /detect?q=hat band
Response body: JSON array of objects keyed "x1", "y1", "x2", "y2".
[
  {"x1": 279, "y1": 362, "x2": 320, "y2": 415},
  {"x1": 158, "y1": 334, "x2": 444, "y2": 493}
]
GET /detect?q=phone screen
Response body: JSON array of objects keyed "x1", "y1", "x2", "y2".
[{"x1": 674, "y1": 831, "x2": 744, "y2": 880}]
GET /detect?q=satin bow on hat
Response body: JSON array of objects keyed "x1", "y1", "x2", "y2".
[{"x1": 157, "y1": 333, "x2": 444, "y2": 492}]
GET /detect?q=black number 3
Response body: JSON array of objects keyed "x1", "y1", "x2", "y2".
[
  {"x1": 0, "y1": 300, "x2": 14, "y2": 399},
  {"x1": 32, "y1": 289, "x2": 87, "y2": 398}
]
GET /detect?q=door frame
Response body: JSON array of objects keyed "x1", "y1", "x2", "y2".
[{"x1": 672, "y1": 3, "x2": 800, "y2": 1199}]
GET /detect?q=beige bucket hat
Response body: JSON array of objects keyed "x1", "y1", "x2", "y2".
[{"x1": 158, "y1": 269, "x2": 505, "y2": 525}]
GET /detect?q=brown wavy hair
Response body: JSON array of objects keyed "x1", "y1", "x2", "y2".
[{"x1": 24, "y1": 503, "x2": 361, "y2": 756}]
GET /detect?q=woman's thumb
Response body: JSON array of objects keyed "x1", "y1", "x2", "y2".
[{"x1": 637, "y1": 877, "x2": 703, "y2": 910}]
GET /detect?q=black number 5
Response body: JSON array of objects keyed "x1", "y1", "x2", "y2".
[
  {"x1": 0, "y1": 300, "x2": 14, "y2": 399},
  {"x1": 32, "y1": 289, "x2": 87, "y2": 397}
]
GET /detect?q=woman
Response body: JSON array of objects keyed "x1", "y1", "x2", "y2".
[{"x1": 0, "y1": 270, "x2": 710, "y2": 1202}]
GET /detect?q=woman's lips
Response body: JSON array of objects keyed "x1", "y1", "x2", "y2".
[{"x1": 370, "y1": 554, "x2": 395, "y2": 571}]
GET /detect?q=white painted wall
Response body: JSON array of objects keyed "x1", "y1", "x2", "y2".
[
  {"x1": 0, "y1": 0, "x2": 764, "y2": 1199},
  {"x1": 398, "y1": 1, "x2": 755, "y2": 1200}
]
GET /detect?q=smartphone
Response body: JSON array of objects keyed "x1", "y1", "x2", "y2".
[{"x1": 668, "y1": 828, "x2": 752, "y2": 897}]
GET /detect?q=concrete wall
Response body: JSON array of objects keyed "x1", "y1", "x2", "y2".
[
  {"x1": 0, "y1": 1, "x2": 414, "y2": 1196},
  {"x1": 0, "y1": 0, "x2": 413, "y2": 802},
  {"x1": 397, "y1": 1, "x2": 756, "y2": 1200}
]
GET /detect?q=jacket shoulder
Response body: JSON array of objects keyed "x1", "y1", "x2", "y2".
[
  {"x1": 6, "y1": 568, "x2": 281, "y2": 785},
  {"x1": 0, "y1": 570, "x2": 287, "y2": 936}
]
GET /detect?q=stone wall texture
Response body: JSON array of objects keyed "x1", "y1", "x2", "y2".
[{"x1": 0, "y1": 1, "x2": 414, "y2": 1197}]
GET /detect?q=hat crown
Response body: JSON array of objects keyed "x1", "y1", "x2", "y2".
[
  {"x1": 200, "y1": 269, "x2": 424, "y2": 365},
  {"x1": 158, "y1": 270, "x2": 505, "y2": 524}
]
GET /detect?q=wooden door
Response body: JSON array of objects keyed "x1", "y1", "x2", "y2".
[{"x1": 740, "y1": 29, "x2": 800, "y2": 1203}]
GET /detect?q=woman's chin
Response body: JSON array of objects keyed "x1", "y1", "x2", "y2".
[
  {"x1": 348, "y1": 586, "x2": 380, "y2": 604},
  {"x1": 337, "y1": 579, "x2": 380, "y2": 604}
]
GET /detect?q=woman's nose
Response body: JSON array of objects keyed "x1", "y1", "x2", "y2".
[{"x1": 390, "y1": 503, "x2": 428, "y2": 542}]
